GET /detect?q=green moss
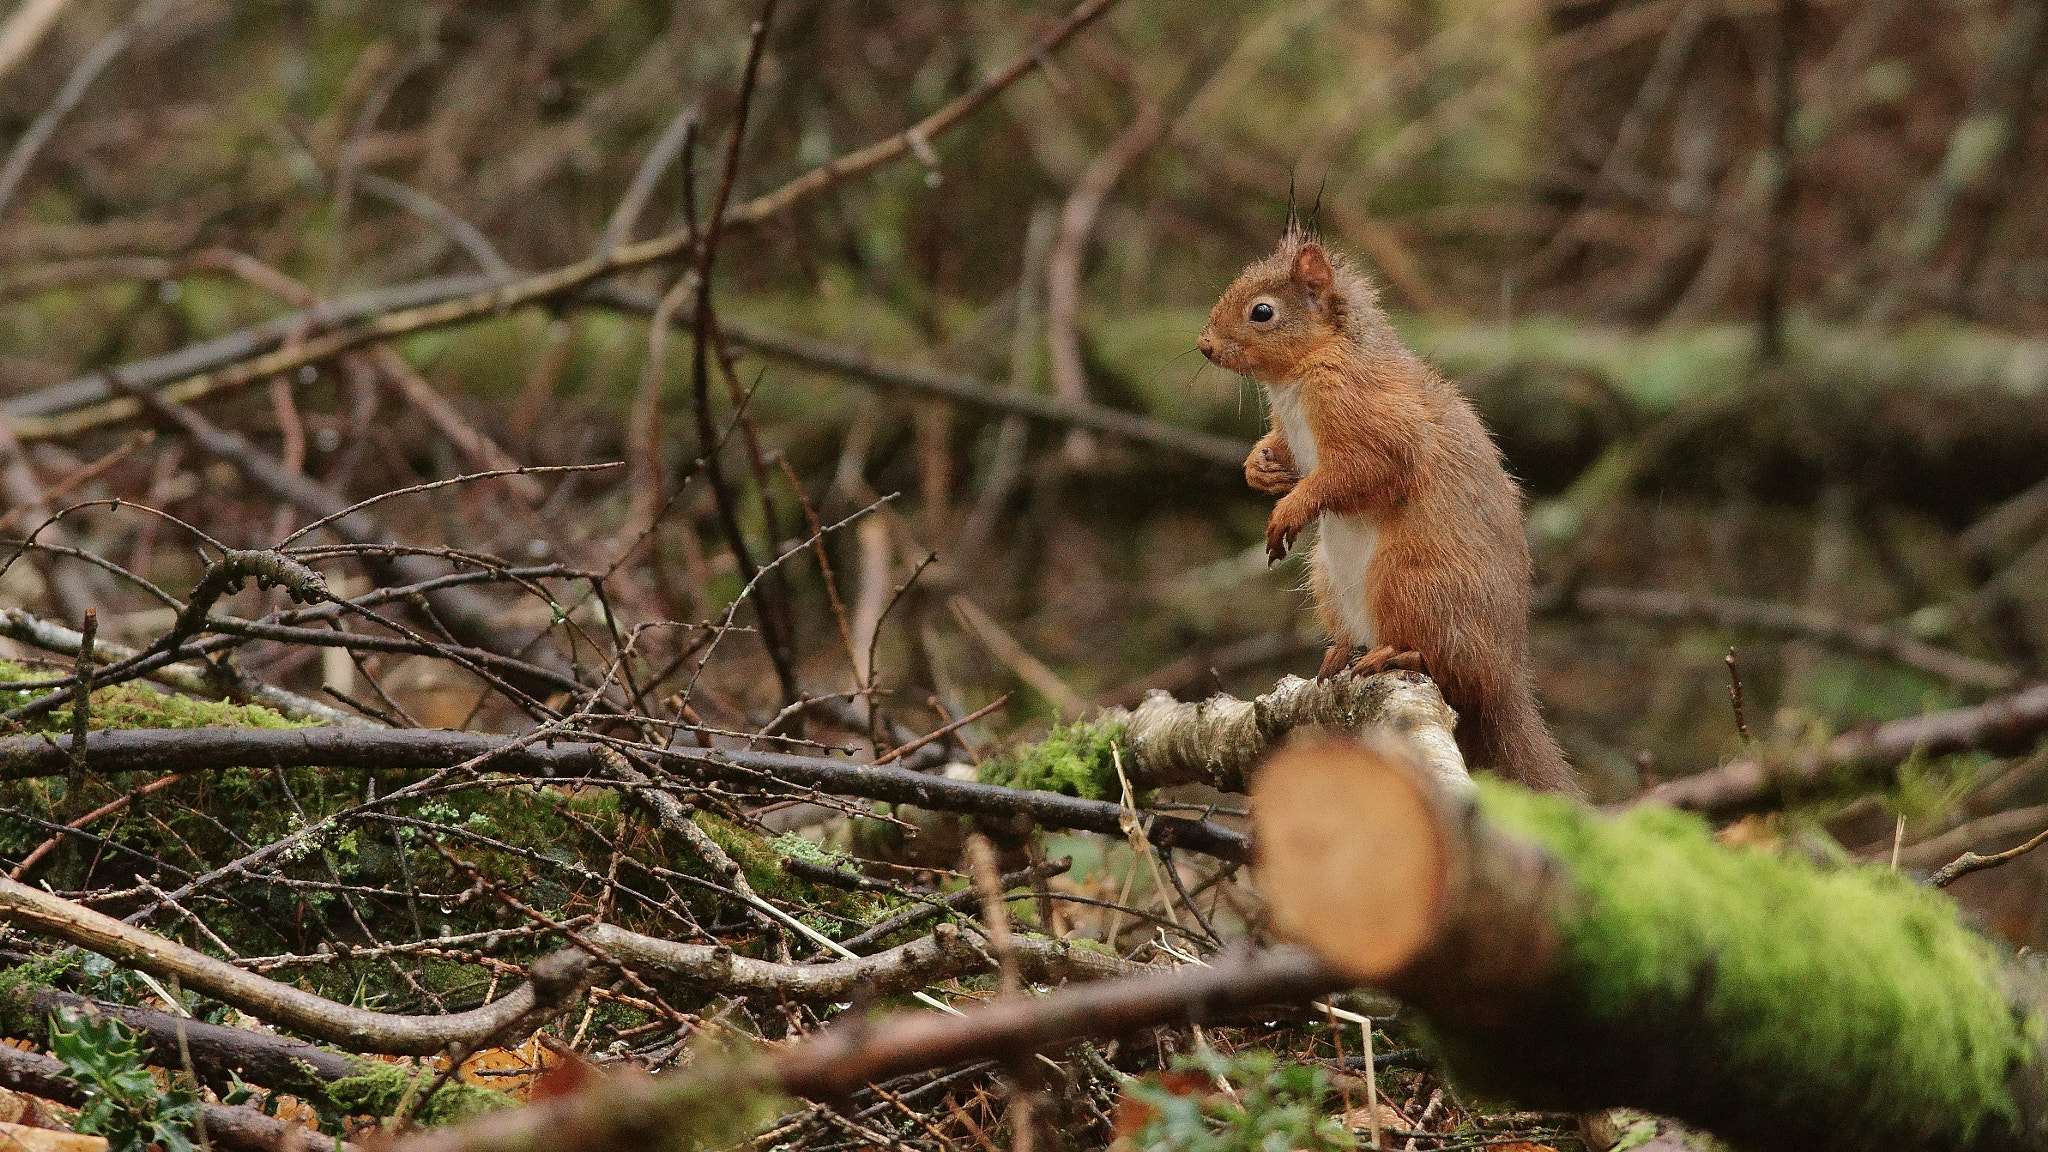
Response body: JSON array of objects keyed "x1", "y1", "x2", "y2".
[
  {"x1": 0, "y1": 952, "x2": 79, "y2": 1039},
  {"x1": 692, "y1": 814, "x2": 883, "y2": 928},
  {"x1": 977, "y1": 716, "x2": 1130, "y2": 800},
  {"x1": 322, "y1": 1056, "x2": 510, "y2": 1127},
  {"x1": 0, "y1": 661, "x2": 310, "y2": 733},
  {"x1": 1456, "y1": 781, "x2": 2036, "y2": 1147}
]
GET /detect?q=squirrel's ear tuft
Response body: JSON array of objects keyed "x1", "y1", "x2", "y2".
[{"x1": 1293, "y1": 242, "x2": 1336, "y2": 308}]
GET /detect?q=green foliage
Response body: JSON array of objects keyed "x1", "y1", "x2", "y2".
[
  {"x1": 977, "y1": 716, "x2": 1129, "y2": 800},
  {"x1": 1469, "y1": 781, "x2": 2035, "y2": 1145},
  {"x1": 48, "y1": 1008, "x2": 203, "y2": 1152},
  {"x1": 1123, "y1": 1048, "x2": 1354, "y2": 1152},
  {"x1": 0, "y1": 660, "x2": 308, "y2": 734}
]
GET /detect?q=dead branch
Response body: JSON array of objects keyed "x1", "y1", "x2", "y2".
[
  {"x1": 388, "y1": 945, "x2": 1343, "y2": 1152},
  {"x1": 0, "y1": 0, "x2": 185, "y2": 220},
  {"x1": 4, "y1": 985, "x2": 354, "y2": 1095},
  {"x1": 1563, "y1": 584, "x2": 2020, "y2": 691},
  {"x1": 0, "y1": 726, "x2": 1254, "y2": 861},
  {"x1": 0, "y1": 875, "x2": 592, "y2": 1055},
  {"x1": 0, "y1": 1042, "x2": 352, "y2": 1152},
  {"x1": 1109, "y1": 672, "x2": 1470, "y2": 798},
  {"x1": 584, "y1": 920, "x2": 1153, "y2": 1002},
  {"x1": 0, "y1": 605, "x2": 364, "y2": 725},
  {"x1": 1637, "y1": 682, "x2": 2048, "y2": 818},
  {"x1": 683, "y1": 301, "x2": 1249, "y2": 468},
  {"x1": 1045, "y1": 104, "x2": 1167, "y2": 464},
  {"x1": 1930, "y1": 818, "x2": 2048, "y2": 888},
  {"x1": 1890, "y1": 803, "x2": 2048, "y2": 873},
  {"x1": 0, "y1": 0, "x2": 72, "y2": 87},
  {"x1": 105, "y1": 383, "x2": 592, "y2": 707}
]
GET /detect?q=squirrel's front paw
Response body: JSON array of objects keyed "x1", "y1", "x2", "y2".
[
  {"x1": 1245, "y1": 447, "x2": 1297, "y2": 495},
  {"x1": 1265, "y1": 495, "x2": 1312, "y2": 564}
]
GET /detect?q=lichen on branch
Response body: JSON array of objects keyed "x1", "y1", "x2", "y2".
[{"x1": 979, "y1": 672, "x2": 1468, "y2": 799}]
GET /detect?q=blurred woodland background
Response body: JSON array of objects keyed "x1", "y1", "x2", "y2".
[{"x1": 1, "y1": 0, "x2": 2048, "y2": 1145}]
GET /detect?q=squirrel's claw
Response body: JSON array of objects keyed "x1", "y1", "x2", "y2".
[
  {"x1": 1316, "y1": 644, "x2": 1353, "y2": 680},
  {"x1": 1265, "y1": 496, "x2": 1310, "y2": 563},
  {"x1": 1265, "y1": 520, "x2": 1299, "y2": 564},
  {"x1": 1350, "y1": 645, "x2": 1429, "y2": 678}
]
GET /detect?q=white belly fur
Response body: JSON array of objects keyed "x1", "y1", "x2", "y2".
[
  {"x1": 1319, "y1": 515, "x2": 1380, "y2": 645},
  {"x1": 1265, "y1": 383, "x2": 1379, "y2": 644}
]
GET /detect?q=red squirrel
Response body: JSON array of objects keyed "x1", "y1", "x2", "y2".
[{"x1": 1196, "y1": 226, "x2": 1578, "y2": 793}]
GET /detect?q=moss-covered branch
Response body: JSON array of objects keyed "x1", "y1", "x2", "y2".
[
  {"x1": 980, "y1": 671, "x2": 1470, "y2": 800},
  {"x1": 1253, "y1": 738, "x2": 2048, "y2": 1152}
]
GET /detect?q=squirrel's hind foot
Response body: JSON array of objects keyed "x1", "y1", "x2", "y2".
[
  {"x1": 1350, "y1": 645, "x2": 1428, "y2": 678},
  {"x1": 1316, "y1": 644, "x2": 1355, "y2": 680}
]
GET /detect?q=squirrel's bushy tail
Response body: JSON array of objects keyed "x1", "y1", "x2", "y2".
[{"x1": 1449, "y1": 677, "x2": 1580, "y2": 795}]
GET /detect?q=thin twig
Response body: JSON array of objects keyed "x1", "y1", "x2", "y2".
[{"x1": 1931, "y1": 824, "x2": 2048, "y2": 887}]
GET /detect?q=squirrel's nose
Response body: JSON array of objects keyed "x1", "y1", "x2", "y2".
[{"x1": 1197, "y1": 332, "x2": 1216, "y2": 360}]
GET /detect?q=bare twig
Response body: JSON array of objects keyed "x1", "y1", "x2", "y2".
[
  {"x1": 66, "y1": 606, "x2": 95, "y2": 775},
  {"x1": 949, "y1": 595, "x2": 1087, "y2": 718},
  {"x1": 596, "y1": 106, "x2": 699, "y2": 259},
  {"x1": 1044, "y1": 105, "x2": 1167, "y2": 464},
  {"x1": 1930, "y1": 822, "x2": 2048, "y2": 887},
  {"x1": 1724, "y1": 648, "x2": 1750, "y2": 743},
  {"x1": 355, "y1": 171, "x2": 514, "y2": 280},
  {"x1": 586, "y1": 920, "x2": 1145, "y2": 1003}
]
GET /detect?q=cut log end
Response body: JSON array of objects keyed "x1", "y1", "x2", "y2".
[{"x1": 1251, "y1": 735, "x2": 1449, "y2": 982}]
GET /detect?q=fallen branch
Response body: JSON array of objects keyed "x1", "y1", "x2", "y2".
[
  {"x1": 0, "y1": 605, "x2": 365, "y2": 726},
  {"x1": 0, "y1": 726, "x2": 1253, "y2": 860},
  {"x1": 1637, "y1": 682, "x2": 2048, "y2": 818},
  {"x1": 1890, "y1": 803, "x2": 2048, "y2": 874},
  {"x1": 1252, "y1": 737, "x2": 2048, "y2": 1152},
  {"x1": 1564, "y1": 584, "x2": 2021, "y2": 692},
  {"x1": 389, "y1": 945, "x2": 1344, "y2": 1152},
  {"x1": 673, "y1": 299, "x2": 1249, "y2": 469},
  {"x1": 987, "y1": 672, "x2": 1471, "y2": 801},
  {"x1": 833, "y1": 857, "x2": 1071, "y2": 953},
  {"x1": 586, "y1": 920, "x2": 1152, "y2": 1002},
  {"x1": 0, "y1": 875, "x2": 591, "y2": 1056},
  {"x1": 107, "y1": 386, "x2": 585, "y2": 706},
  {"x1": 0, "y1": 1042, "x2": 352, "y2": 1152}
]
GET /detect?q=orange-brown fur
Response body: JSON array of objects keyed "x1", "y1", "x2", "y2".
[{"x1": 1197, "y1": 227, "x2": 1578, "y2": 793}]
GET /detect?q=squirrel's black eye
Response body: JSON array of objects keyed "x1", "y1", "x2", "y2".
[{"x1": 1250, "y1": 302, "x2": 1275, "y2": 323}]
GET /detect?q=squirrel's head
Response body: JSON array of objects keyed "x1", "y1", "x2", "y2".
[{"x1": 1197, "y1": 226, "x2": 1378, "y2": 384}]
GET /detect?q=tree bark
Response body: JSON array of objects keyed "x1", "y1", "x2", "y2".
[{"x1": 1254, "y1": 737, "x2": 2048, "y2": 1152}]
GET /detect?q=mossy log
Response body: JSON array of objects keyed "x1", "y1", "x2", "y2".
[
  {"x1": 1253, "y1": 737, "x2": 2048, "y2": 1152},
  {"x1": 981, "y1": 670, "x2": 1470, "y2": 800}
]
